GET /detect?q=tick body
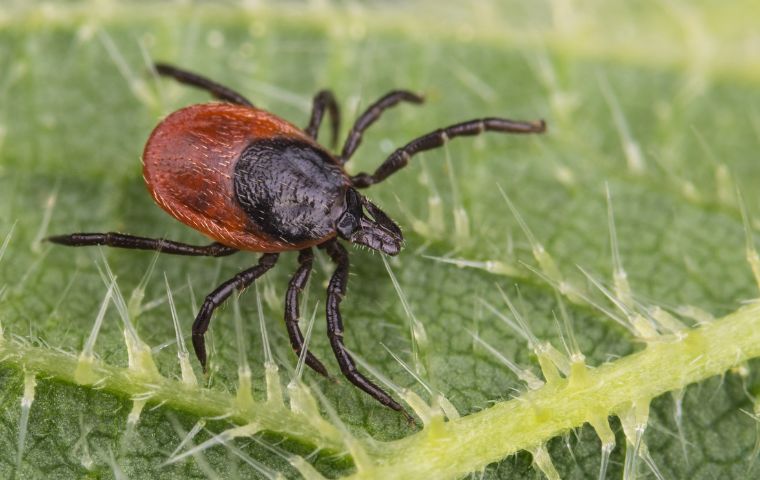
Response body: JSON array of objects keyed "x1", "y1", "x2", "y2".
[
  {"x1": 49, "y1": 63, "x2": 546, "y2": 420},
  {"x1": 143, "y1": 103, "x2": 348, "y2": 252}
]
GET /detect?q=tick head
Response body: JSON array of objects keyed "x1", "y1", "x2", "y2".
[{"x1": 336, "y1": 188, "x2": 403, "y2": 255}]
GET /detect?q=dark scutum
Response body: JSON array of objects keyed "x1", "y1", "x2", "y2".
[{"x1": 234, "y1": 138, "x2": 348, "y2": 244}]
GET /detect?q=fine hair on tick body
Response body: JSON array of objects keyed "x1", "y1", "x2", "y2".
[{"x1": 48, "y1": 63, "x2": 546, "y2": 420}]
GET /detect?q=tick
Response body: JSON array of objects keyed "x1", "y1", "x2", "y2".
[{"x1": 48, "y1": 63, "x2": 546, "y2": 419}]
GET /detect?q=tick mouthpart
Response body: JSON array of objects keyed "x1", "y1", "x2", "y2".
[{"x1": 353, "y1": 215, "x2": 403, "y2": 255}]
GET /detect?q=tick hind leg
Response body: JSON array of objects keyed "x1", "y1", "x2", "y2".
[
  {"x1": 153, "y1": 63, "x2": 254, "y2": 107},
  {"x1": 339, "y1": 90, "x2": 425, "y2": 164},
  {"x1": 192, "y1": 253, "x2": 279, "y2": 370},
  {"x1": 351, "y1": 117, "x2": 546, "y2": 188},
  {"x1": 285, "y1": 248, "x2": 331, "y2": 378},
  {"x1": 321, "y1": 240, "x2": 413, "y2": 421},
  {"x1": 305, "y1": 90, "x2": 341, "y2": 149},
  {"x1": 46, "y1": 232, "x2": 238, "y2": 257}
]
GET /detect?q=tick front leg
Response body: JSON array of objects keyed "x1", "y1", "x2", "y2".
[
  {"x1": 305, "y1": 90, "x2": 341, "y2": 149},
  {"x1": 339, "y1": 90, "x2": 424, "y2": 164},
  {"x1": 351, "y1": 117, "x2": 546, "y2": 188},
  {"x1": 285, "y1": 248, "x2": 331, "y2": 378},
  {"x1": 321, "y1": 240, "x2": 413, "y2": 421},
  {"x1": 46, "y1": 232, "x2": 238, "y2": 257},
  {"x1": 192, "y1": 253, "x2": 279, "y2": 371}
]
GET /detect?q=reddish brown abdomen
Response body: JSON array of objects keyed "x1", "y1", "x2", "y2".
[{"x1": 142, "y1": 103, "x2": 330, "y2": 252}]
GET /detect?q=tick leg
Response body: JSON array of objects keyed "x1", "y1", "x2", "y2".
[
  {"x1": 285, "y1": 248, "x2": 331, "y2": 377},
  {"x1": 46, "y1": 232, "x2": 237, "y2": 257},
  {"x1": 305, "y1": 90, "x2": 340, "y2": 149},
  {"x1": 321, "y1": 240, "x2": 412, "y2": 420},
  {"x1": 153, "y1": 63, "x2": 254, "y2": 107},
  {"x1": 192, "y1": 253, "x2": 279, "y2": 371},
  {"x1": 339, "y1": 90, "x2": 425, "y2": 164},
  {"x1": 285, "y1": 248, "x2": 330, "y2": 378},
  {"x1": 351, "y1": 117, "x2": 546, "y2": 188}
]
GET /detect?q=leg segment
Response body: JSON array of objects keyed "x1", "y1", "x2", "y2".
[
  {"x1": 339, "y1": 90, "x2": 424, "y2": 164},
  {"x1": 285, "y1": 248, "x2": 330, "y2": 377},
  {"x1": 351, "y1": 117, "x2": 546, "y2": 188},
  {"x1": 321, "y1": 240, "x2": 412, "y2": 419},
  {"x1": 192, "y1": 253, "x2": 279, "y2": 370},
  {"x1": 305, "y1": 90, "x2": 340, "y2": 149},
  {"x1": 46, "y1": 232, "x2": 237, "y2": 257},
  {"x1": 153, "y1": 63, "x2": 254, "y2": 107}
]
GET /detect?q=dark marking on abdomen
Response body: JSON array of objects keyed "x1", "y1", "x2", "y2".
[{"x1": 234, "y1": 138, "x2": 348, "y2": 244}]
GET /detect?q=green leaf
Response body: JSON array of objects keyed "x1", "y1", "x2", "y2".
[{"x1": 2, "y1": 1, "x2": 760, "y2": 478}]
